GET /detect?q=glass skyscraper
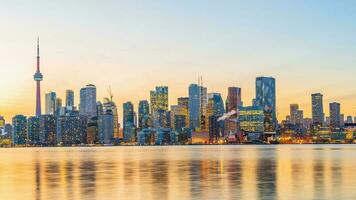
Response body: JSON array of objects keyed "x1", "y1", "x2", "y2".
[
  {"x1": 255, "y1": 77, "x2": 276, "y2": 131},
  {"x1": 311, "y1": 93, "x2": 324, "y2": 125},
  {"x1": 329, "y1": 102, "x2": 341, "y2": 128},
  {"x1": 79, "y1": 84, "x2": 97, "y2": 118},
  {"x1": 45, "y1": 91, "x2": 57, "y2": 115},
  {"x1": 123, "y1": 101, "x2": 135, "y2": 141},
  {"x1": 27, "y1": 116, "x2": 40, "y2": 145},
  {"x1": 12, "y1": 115, "x2": 27, "y2": 145},
  {"x1": 189, "y1": 84, "x2": 201, "y2": 130},
  {"x1": 138, "y1": 100, "x2": 150, "y2": 129},
  {"x1": 65, "y1": 89, "x2": 75, "y2": 108}
]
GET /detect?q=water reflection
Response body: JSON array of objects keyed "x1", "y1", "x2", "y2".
[{"x1": 0, "y1": 145, "x2": 356, "y2": 200}]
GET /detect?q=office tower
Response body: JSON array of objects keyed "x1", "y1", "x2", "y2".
[
  {"x1": 174, "y1": 115, "x2": 186, "y2": 131},
  {"x1": 56, "y1": 97, "x2": 63, "y2": 115},
  {"x1": 150, "y1": 86, "x2": 169, "y2": 112},
  {"x1": 102, "y1": 98, "x2": 119, "y2": 139},
  {"x1": 79, "y1": 84, "x2": 97, "y2": 118},
  {"x1": 99, "y1": 110, "x2": 114, "y2": 144},
  {"x1": 123, "y1": 102, "x2": 135, "y2": 141},
  {"x1": 27, "y1": 116, "x2": 40, "y2": 145},
  {"x1": 189, "y1": 84, "x2": 201, "y2": 130},
  {"x1": 153, "y1": 109, "x2": 169, "y2": 128},
  {"x1": 138, "y1": 100, "x2": 150, "y2": 129},
  {"x1": 238, "y1": 106, "x2": 264, "y2": 133},
  {"x1": 39, "y1": 115, "x2": 57, "y2": 146},
  {"x1": 340, "y1": 114, "x2": 345, "y2": 127},
  {"x1": 45, "y1": 91, "x2": 57, "y2": 115},
  {"x1": 0, "y1": 116, "x2": 4, "y2": 129},
  {"x1": 296, "y1": 110, "x2": 304, "y2": 124},
  {"x1": 65, "y1": 89, "x2": 75, "y2": 107},
  {"x1": 34, "y1": 38, "x2": 43, "y2": 117},
  {"x1": 171, "y1": 105, "x2": 187, "y2": 130},
  {"x1": 57, "y1": 113, "x2": 87, "y2": 145},
  {"x1": 87, "y1": 117, "x2": 99, "y2": 144},
  {"x1": 311, "y1": 93, "x2": 324, "y2": 125},
  {"x1": 290, "y1": 104, "x2": 299, "y2": 124},
  {"x1": 178, "y1": 97, "x2": 189, "y2": 127},
  {"x1": 133, "y1": 111, "x2": 138, "y2": 127},
  {"x1": 226, "y1": 87, "x2": 242, "y2": 112},
  {"x1": 255, "y1": 77, "x2": 276, "y2": 131},
  {"x1": 329, "y1": 102, "x2": 341, "y2": 128},
  {"x1": 12, "y1": 115, "x2": 27, "y2": 145},
  {"x1": 208, "y1": 93, "x2": 225, "y2": 116},
  {"x1": 346, "y1": 116, "x2": 353, "y2": 124}
]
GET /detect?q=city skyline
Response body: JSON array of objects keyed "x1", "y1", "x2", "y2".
[{"x1": 1, "y1": 1, "x2": 356, "y2": 122}]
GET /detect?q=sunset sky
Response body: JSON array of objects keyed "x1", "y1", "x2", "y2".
[{"x1": 1, "y1": 0, "x2": 356, "y2": 123}]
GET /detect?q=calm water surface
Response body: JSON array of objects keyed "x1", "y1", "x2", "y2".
[{"x1": 0, "y1": 145, "x2": 356, "y2": 200}]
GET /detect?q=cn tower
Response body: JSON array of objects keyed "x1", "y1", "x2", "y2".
[{"x1": 33, "y1": 38, "x2": 43, "y2": 116}]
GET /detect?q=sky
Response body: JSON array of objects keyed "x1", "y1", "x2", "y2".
[{"x1": 1, "y1": 0, "x2": 356, "y2": 123}]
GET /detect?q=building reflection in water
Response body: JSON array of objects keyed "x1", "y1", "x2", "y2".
[{"x1": 1, "y1": 145, "x2": 356, "y2": 200}]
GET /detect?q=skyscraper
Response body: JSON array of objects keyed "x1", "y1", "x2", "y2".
[
  {"x1": 226, "y1": 87, "x2": 242, "y2": 112},
  {"x1": 79, "y1": 84, "x2": 97, "y2": 118},
  {"x1": 45, "y1": 92, "x2": 57, "y2": 115},
  {"x1": 39, "y1": 115, "x2": 57, "y2": 146},
  {"x1": 189, "y1": 84, "x2": 201, "y2": 130},
  {"x1": 290, "y1": 104, "x2": 299, "y2": 124},
  {"x1": 27, "y1": 116, "x2": 40, "y2": 145},
  {"x1": 102, "y1": 97, "x2": 119, "y2": 139},
  {"x1": 329, "y1": 102, "x2": 341, "y2": 128},
  {"x1": 311, "y1": 93, "x2": 324, "y2": 125},
  {"x1": 34, "y1": 38, "x2": 43, "y2": 117},
  {"x1": 65, "y1": 89, "x2": 75, "y2": 108},
  {"x1": 12, "y1": 115, "x2": 27, "y2": 145},
  {"x1": 138, "y1": 100, "x2": 150, "y2": 129},
  {"x1": 255, "y1": 77, "x2": 276, "y2": 131},
  {"x1": 150, "y1": 86, "x2": 169, "y2": 113},
  {"x1": 123, "y1": 102, "x2": 135, "y2": 141}
]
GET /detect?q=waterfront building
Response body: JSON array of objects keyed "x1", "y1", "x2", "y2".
[
  {"x1": 290, "y1": 104, "x2": 299, "y2": 124},
  {"x1": 27, "y1": 116, "x2": 40, "y2": 145},
  {"x1": 311, "y1": 93, "x2": 324, "y2": 125},
  {"x1": 99, "y1": 109, "x2": 114, "y2": 144},
  {"x1": 238, "y1": 106, "x2": 264, "y2": 133},
  {"x1": 87, "y1": 116, "x2": 99, "y2": 144},
  {"x1": 57, "y1": 114, "x2": 87, "y2": 145},
  {"x1": 39, "y1": 115, "x2": 57, "y2": 146},
  {"x1": 12, "y1": 115, "x2": 27, "y2": 145},
  {"x1": 150, "y1": 86, "x2": 168, "y2": 112},
  {"x1": 226, "y1": 87, "x2": 242, "y2": 112},
  {"x1": 178, "y1": 97, "x2": 189, "y2": 127},
  {"x1": 123, "y1": 102, "x2": 135, "y2": 142},
  {"x1": 189, "y1": 84, "x2": 201, "y2": 130},
  {"x1": 138, "y1": 100, "x2": 150, "y2": 129},
  {"x1": 153, "y1": 109, "x2": 169, "y2": 129},
  {"x1": 329, "y1": 102, "x2": 341, "y2": 128},
  {"x1": 79, "y1": 84, "x2": 97, "y2": 118},
  {"x1": 103, "y1": 98, "x2": 119, "y2": 139},
  {"x1": 65, "y1": 89, "x2": 75, "y2": 108},
  {"x1": 346, "y1": 116, "x2": 353, "y2": 124},
  {"x1": 45, "y1": 91, "x2": 57, "y2": 115},
  {"x1": 0, "y1": 116, "x2": 5, "y2": 128},
  {"x1": 255, "y1": 77, "x2": 276, "y2": 131}
]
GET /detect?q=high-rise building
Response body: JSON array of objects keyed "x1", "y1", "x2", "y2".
[
  {"x1": 99, "y1": 110, "x2": 114, "y2": 144},
  {"x1": 138, "y1": 100, "x2": 150, "y2": 129},
  {"x1": 329, "y1": 102, "x2": 341, "y2": 128},
  {"x1": 290, "y1": 104, "x2": 299, "y2": 124},
  {"x1": 311, "y1": 93, "x2": 324, "y2": 125},
  {"x1": 150, "y1": 86, "x2": 168, "y2": 112},
  {"x1": 27, "y1": 116, "x2": 40, "y2": 145},
  {"x1": 346, "y1": 116, "x2": 353, "y2": 124},
  {"x1": 178, "y1": 97, "x2": 189, "y2": 127},
  {"x1": 45, "y1": 92, "x2": 57, "y2": 115},
  {"x1": 189, "y1": 84, "x2": 201, "y2": 130},
  {"x1": 34, "y1": 38, "x2": 43, "y2": 117},
  {"x1": 340, "y1": 114, "x2": 345, "y2": 127},
  {"x1": 56, "y1": 97, "x2": 63, "y2": 116},
  {"x1": 102, "y1": 98, "x2": 119, "y2": 139},
  {"x1": 12, "y1": 115, "x2": 27, "y2": 145},
  {"x1": 57, "y1": 114, "x2": 87, "y2": 145},
  {"x1": 226, "y1": 87, "x2": 242, "y2": 112},
  {"x1": 39, "y1": 115, "x2": 57, "y2": 146},
  {"x1": 123, "y1": 102, "x2": 135, "y2": 141},
  {"x1": 238, "y1": 106, "x2": 264, "y2": 133},
  {"x1": 170, "y1": 105, "x2": 187, "y2": 130},
  {"x1": 87, "y1": 117, "x2": 99, "y2": 144},
  {"x1": 255, "y1": 77, "x2": 276, "y2": 131},
  {"x1": 0, "y1": 116, "x2": 5, "y2": 128},
  {"x1": 65, "y1": 89, "x2": 75, "y2": 107},
  {"x1": 79, "y1": 84, "x2": 97, "y2": 118},
  {"x1": 208, "y1": 93, "x2": 225, "y2": 116}
]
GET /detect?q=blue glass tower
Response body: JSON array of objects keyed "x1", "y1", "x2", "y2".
[{"x1": 255, "y1": 77, "x2": 276, "y2": 131}]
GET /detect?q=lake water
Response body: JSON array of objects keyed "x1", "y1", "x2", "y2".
[{"x1": 0, "y1": 145, "x2": 356, "y2": 200}]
